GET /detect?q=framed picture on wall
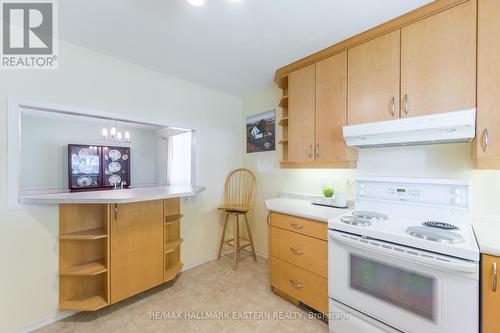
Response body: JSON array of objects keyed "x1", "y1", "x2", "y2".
[{"x1": 246, "y1": 109, "x2": 276, "y2": 153}]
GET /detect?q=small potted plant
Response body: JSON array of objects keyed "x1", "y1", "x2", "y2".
[{"x1": 322, "y1": 186, "x2": 335, "y2": 205}]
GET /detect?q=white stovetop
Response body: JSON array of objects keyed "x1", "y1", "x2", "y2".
[
  {"x1": 328, "y1": 203, "x2": 480, "y2": 261},
  {"x1": 265, "y1": 193, "x2": 353, "y2": 222},
  {"x1": 18, "y1": 185, "x2": 206, "y2": 204}
]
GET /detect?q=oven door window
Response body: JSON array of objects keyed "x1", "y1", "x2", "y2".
[{"x1": 350, "y1": 254, "x2": 435, "y2": 321}]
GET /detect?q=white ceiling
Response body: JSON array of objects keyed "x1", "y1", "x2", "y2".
[{"x1": 59, "y1": 0, "x2": 431, "y2": 97}]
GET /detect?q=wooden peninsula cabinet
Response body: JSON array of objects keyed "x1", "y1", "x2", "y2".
[{"x1": 57, "y1": 195, "x2": 186, "y2": 311}]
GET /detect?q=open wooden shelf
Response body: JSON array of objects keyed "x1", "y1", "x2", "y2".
[
  {"x1": 279, "y1": 118, "x2": 288, "y2": 126},
  {"x1": 277, "y1": 74, "x2": 289, "y2": 90},
  {"x1": 60, "y1": 260, "x2": 107, "y2": 276},
  {"x1": 59, "y1": 204, "x2": 110, "y2": 312},
  {"x1": 165, "y1": 239, "x2": 183, "y2": 254},
  {"x1": 60, "y1": 228, "x2": 107, "y2": 240},
  {"x1": 59, "y1": 293, "x2": 108, "y2": 311},
  {"x1": 165, "y1": 262, "x2": 183, "y2": 282},
  {"x1": 279, "y1": 95, "x2": 288, "y2": 108},
  {"x1": 165, "y1": 214, "x2": 184, "y2": 224}
]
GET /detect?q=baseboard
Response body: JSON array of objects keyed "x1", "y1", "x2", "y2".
[
  {"x1": 255, "y1": 250, "x2": 268, "y2": 259},
  {"x1": 181, "y1": 250, "x2": 231, "y2": 271},
  {"x1": 8, "y1": 310, "x2": 76, "y2": 333},
  {"x1": 10, "y1": 249, "x2": 268, "y2": 333}
]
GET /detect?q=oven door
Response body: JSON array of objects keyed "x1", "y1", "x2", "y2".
[{"x1": 328, "y1": 230, "x2": 478, "y2": 333}]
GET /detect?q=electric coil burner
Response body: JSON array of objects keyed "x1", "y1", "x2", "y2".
[
  {"x1": 340, "y1": 216, "x2": 372, "y2": 226},
  {"x1": 405, "y1": 226, "x2": 465, "y2": 244},
  {"x1": 352, "y1": 210, "x2": 388, "y2": 220},
  {"x1": 423, "y1": 221, "x2": 459, "y2": 230}
]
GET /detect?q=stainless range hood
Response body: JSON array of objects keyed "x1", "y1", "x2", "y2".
[{"x1": 343, "y1": 109, "x2": 476, "y2": 148}]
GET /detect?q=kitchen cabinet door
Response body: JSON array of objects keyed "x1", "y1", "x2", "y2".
[
  {"x1": 288, "y1": 64, "x2": 316, "y2": 162},
  {"x1": 475, "y1": 0, "x2": 500, "y2": 168},
  {"x1": 401, "y1": 0, "x2": 476, "y2": 118},
  {"x1": 316, "y1": 52, "x2": 355, "y2": 163},
  {"x1": 482, "y1": 254, "x2": 500, "y2": 333},
  {"x1": 348, "y1": 30, "x2": 400, "y2": 125},
  {"x1": 110, "y1": 200, "x2": 164, "y2": 303}
]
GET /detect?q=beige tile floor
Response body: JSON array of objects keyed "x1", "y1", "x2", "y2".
[{"x1": 35, "y1": 254, "x2": 329, "y2": 333}]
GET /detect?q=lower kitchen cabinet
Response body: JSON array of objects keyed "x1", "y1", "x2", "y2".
[
  {"x1": 269, "y1": 212, "x2": 328, "y2": 314},
  {"x1": 58, "y1": 198, "x2": 183, "y2": 311},
  {"x1": 482, "y1": 254, "x2": 500, "y2": 333},
  {"x1": 110, "y1": 200, "x2": 164, "y2": 303}
]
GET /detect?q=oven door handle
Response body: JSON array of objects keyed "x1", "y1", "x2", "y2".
[{"x1": 329, "y1": 231, "x2": 478, "y2": 274}]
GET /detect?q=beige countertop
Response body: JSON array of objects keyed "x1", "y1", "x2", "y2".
[
  {"x1": 265, "y1": 194, "x2": 352, "y2": 222},
  {"x1": 18, "y1": 185, "x2": 206, "y2": 204},
  {"x1": 474, "y1": 217, "x2": 500, "y2": 257}
]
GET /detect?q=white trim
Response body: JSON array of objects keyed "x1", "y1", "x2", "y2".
[
  {"x1": 7, "y1": 311, "x2": 75, "y2": 333},
  {"x1": 7, "y1": 98, "x2": 22, "y2": 210},
  {"x1": 7, "y1": 97, "x2": 196, "y2": 211},
  {"x1": 9, "y1": 252, "x2": 267, "y2": 333}
]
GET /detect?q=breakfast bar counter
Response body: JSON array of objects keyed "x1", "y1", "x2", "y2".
[
  {"x1": 18, "y1": 185, "x2": 205, "y2": 204},
  {"x1": 26, "y1": 185, "x2": 205, "y2": 312}
]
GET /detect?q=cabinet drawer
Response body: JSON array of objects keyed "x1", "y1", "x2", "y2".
[
  {"x1": 270, "y1": 256, "x2": 328, "y2": 314},
  {"x1": 270, "y1": 212, "x2": 327, "y2": 240},
  {"x1": 270, "y1": 226, "x2": 327, "y2": 278}
]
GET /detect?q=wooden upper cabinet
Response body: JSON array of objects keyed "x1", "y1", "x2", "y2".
[
  {"x1": 288, "y1": 64, "x2": 316, "y2": 162},
  {"x1": 348, "y1": 30, "x2": 400, "y2": 125},
  {"x1": 482, "y1": 254, "x2": 500, "y2": 333},
  {"x1": 315, "y1": 52, "x2": 351, "y2": 162},
  {"x1": 475, "y1": 0, "x2": 500, "y2": 167},
  {"x1": 401, "y1": 0, "x2": 476, "y2": 118}
]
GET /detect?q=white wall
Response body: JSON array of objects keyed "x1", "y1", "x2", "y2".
[
  {"x1": 20, "y1": 112, "x2": 160, "y2": 191},
  {"x1": 0, "y1": 41, "x2": 242, "y2": 333},
  {"x1": 242, "y1": 85, "x2": 500, "y2": 257}
]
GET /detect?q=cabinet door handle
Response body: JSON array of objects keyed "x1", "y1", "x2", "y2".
[
  {"x1": 289, "y1": 279, "x2": 304, "y2": 289},
  {"x1": 493, "y1": 262, "x2": 497, "y2": 292},
  {"x1": 289, "y1": 247, "x2": 304, "y2": 255},
  {"x1": 290, "y1": 223, "x2": 304, "y2": 229},
  {"x1": 114, "y1": 204, "x2": 118, "y2": 219},
  {"x1": 483, "y1": 129, "x2": 489, "y2": 153},
  {"x1": 391, "y1": 96, "x2": 396, "y2": 116},
  {"x1": 403, "y1": 94, "x2": 409, "y2": 115},
  {"x1": 316, "y1": 144, "x2": 320, "y2": 158},
  {"x1": 308, "y1": 144, "x2": 313, "y2": 158}
]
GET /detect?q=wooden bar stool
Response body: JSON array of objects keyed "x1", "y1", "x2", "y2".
[{"x1": 217, "y1": 168, "x2": 257, "y2": 270}]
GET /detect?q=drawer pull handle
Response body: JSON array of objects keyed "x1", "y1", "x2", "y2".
[
  {"x1": 289, "y1": 247, "x2": 304, "y2": 255},
  {"x1": 290, "y1": 223, "x2": 304, "y2": 229},
  {"x1": 289, "y1": 279, "x2": 304, "y2": 289},
  {"x1": 493, "y1": 262, "x2": 497, "y2": 293}
]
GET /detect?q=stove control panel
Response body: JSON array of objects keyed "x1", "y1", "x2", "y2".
[{"x1": 356, "y1": 178, "x2": 469, "y2": 210}]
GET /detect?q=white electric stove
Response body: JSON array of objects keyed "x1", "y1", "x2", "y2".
[{"x1": 327, "y1": 177, "x2": 479, "y2": 333}]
